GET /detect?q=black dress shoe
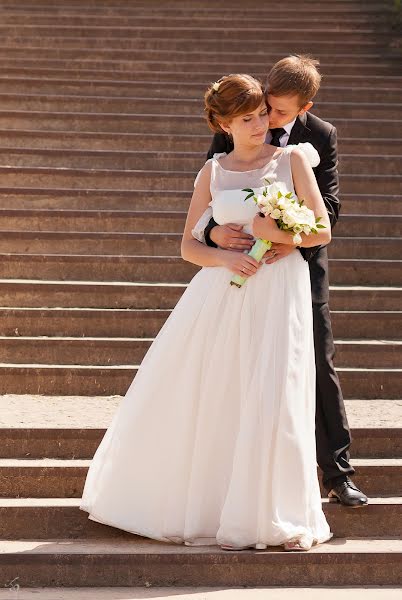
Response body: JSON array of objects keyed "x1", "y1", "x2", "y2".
[{"x1": 328, "y1": 477, "x2": 368, "y2": 507}]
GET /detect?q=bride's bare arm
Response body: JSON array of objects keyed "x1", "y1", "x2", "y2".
[
  {"x1": 252, "y1": 148, "x2": 331, "y2": 248},
  {"x1": 181, "y1": 162, "x2": 228, "y2": 267},
  {"x1": 181, "y1": 163, "x2": 261, "y2": 278},
  {"x1": 290, "y1": 148, "x2": 331, "y2": 247}
]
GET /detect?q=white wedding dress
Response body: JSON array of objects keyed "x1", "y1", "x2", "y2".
[{"x1": 80, "y1": 146, "x2": 333, "y2": 549}]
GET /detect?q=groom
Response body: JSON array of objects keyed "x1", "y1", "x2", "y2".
[{"x1": 200, "y1": 55, "x2": 368, "y2": 507}]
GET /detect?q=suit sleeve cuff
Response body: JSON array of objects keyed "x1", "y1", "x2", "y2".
[{"x1": 204, "y1": 218, "x2": 218, "y2": 248}]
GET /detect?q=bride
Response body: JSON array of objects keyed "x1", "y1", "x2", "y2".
[{"x1": 80, "y1": 73, "x2": 333, "y2": 552}]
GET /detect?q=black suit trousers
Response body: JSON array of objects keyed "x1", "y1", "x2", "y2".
[{"x1": 313, "y1": 302, "x2": 355, "y2": 490}]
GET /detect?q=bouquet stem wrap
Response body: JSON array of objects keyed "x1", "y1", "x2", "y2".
[{"x1": 230, "y1": 238, "x2": 272, "y2": 288}]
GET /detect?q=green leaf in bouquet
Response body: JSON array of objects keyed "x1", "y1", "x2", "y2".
[
  {"x1": 278, "y1": 191, "x2": 283, "y2": 198},
  {"x1": 264, "y1": 178, "x2": 271, "y2": 185},
  {"x1": 285, "y1": 192, "x2": 293, "y2": 199},
  {"x1": 311, "y1": 228, "x2": 318, "y2": 234},
  {"x1": 242, "y1": 188, "x2": 255, "y2": 193},
  {"x1": 316, "y1": 223, "x2": 326, "y2": 229},
  {"x1": 316, "y1": 216, "x2": 322, "y2": 223},
  {"x1": 244, "y1": 192, "x2": 255, "y2": 202}
]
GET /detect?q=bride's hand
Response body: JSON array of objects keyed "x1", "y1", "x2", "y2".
[
  {"x1": 252, "y1": 213, "x2": 279, "y2": 240},
  {"x1": 222, "y1": 250, "x2": 262, "y2": 278}
]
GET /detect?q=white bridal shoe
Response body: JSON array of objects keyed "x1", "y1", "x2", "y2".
[
  {"x1": 283, "y1": 534, "x2": 314, "y2": 551},
  {"x1": 220, "y1": 535, "x2": 313, "y2": 552}
]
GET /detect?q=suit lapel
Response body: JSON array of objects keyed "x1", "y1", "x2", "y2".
[{"x1": 286, "y1": 113, "x2": 310, "y2": 146}]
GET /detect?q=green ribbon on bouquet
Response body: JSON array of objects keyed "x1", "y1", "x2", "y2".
[{"x1": 230, "y1": 238, "x2": 272, "y2": 288}]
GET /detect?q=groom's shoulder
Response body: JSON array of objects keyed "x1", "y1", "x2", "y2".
[{"x1": 305, "y1": 111, "x2": 336, "y2": 138}]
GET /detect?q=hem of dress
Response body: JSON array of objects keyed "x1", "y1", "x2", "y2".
[{"x1": 79, "y1": 505, "x2": 333, "y2": 549}]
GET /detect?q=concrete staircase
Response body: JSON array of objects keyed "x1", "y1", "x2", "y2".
[{"x1": 0, "y1": 0, "x2": 401, "y2": 590}]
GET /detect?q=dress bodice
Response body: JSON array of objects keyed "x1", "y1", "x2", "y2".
[{"x1": 207, "y1": 147, "x2": 296, "y2": 235}]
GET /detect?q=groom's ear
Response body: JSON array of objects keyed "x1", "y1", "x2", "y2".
[{"x1": 298, "y1": 101, "x2": 314, "y2": 116}]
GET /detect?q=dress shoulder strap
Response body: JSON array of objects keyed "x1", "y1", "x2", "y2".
[{"x1": 193, "y1": 152, "x2": 227, "y2": 188}]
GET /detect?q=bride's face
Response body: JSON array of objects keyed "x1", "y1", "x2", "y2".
[{"x1": 220, "y1": 101, "x2": 269, "y2": 147}]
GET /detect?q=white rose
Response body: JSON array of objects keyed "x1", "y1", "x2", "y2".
[
  {"x1": 277, "y1": 198, "x2": 291, "y2": 210},
  {"x1": 282, "y1": 206, "x2": 300, "y2": 227},
  {"x1": 270, "y1": 208, "x2": 282, "y2": 219},
  {"x1": 282, "y1": 215, "x2": 296, "y2": 227},
  {"x1": 265, "y1": 181, "x2": 289, "y2": 199}
]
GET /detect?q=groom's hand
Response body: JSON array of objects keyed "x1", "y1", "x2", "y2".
[
  {"x1": 264, "y1": 242, "x2": 295, "y2": 264},
  {"x1": 210, "y1": 224, "x2": 254, "y2": 252}
]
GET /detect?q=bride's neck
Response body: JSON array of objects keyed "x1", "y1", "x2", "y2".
[{"x1": 230, "y1": 143, "x2": 266, "y2": 166}]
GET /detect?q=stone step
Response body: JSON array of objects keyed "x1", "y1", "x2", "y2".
[
  {"x1": 0, "y1": 78, "x2": 400, "y2": 104},
  {"x1": 1, "y1": 64, "x2": 401, "y2": 90},
  {"x1": 50, "y1": 96, "x2": 385, "y2": 122},
  {"x1": 0, "y1": 336, "x2": 398, "y2": 368},
  {"x1": 329, "y1": 238, "x2": 402, "y2": 260},
  {"x1": 0, "y1": 363, "x2": 398, "y2": 397},
  {"x1": 0, "y1": 25, "x2": 391, "y2": 44},
  {"x1": 0, "y1": 130, "x2": 399, "y2": 157},
  {"x1": 1, "y1": 307, "x2": 398, "y2": 340},
  {"x1": 0, "y1": 188, "x2": 400, "y2": 215},
  {"x1": 0, "y1": 13, "x2": 392, "y2": 29},
  {"x1": 0, "y1": 46, "x2": 398, "y2": 67},
  {"x1": 0, "y1": 457, "x2": 399, "y2": 498},
  {"x1": 337, "y1": 195, "x2": 402, "y2": 215},
  {"x1": 0, "y1": 36, "x2": 394, "y2": 57},
  {"x1": 0, "y1": 280, "x2": 399, "y2": 311},
  {"x1": 0, "y1": 148, "x2": 399, "y2": 175},
  {"x1": 2, "y1": 425, "x2": 400, "y2": 460},
  {"x1": 0, "y1": 396, "x2": 399, "y2": 458},
  {"x1": 0, "y1": 254, "x2": 400, "y2": 286},
  {"x1": 0, "y1": 537, "x2": 400, "y2": 587},
  {"x1": 0, "y1": 2, "x2": 392, "y2": 15},
  {"x1": 0, "y1": 169, "x2": 398, "y2": 195},
  {"x1": 0, "y1": 253, "x2": 402, "y2": 286},
  {"x1": 0, "y1": 210, "x2": 398, "y2": 237},
  {"x1": 0, "y1": 0, "x2": 392, "y2": 8},
  {"x1": 0, "y1": 498, "x2": 400, "y2": 540},
  {"x1": 0, "y1": 59, "x2": 398, "y2": 79},
  {"x1": 0, "y1": 111, "x2": 399, "y2": 139},
  {"x1": 0, "y1": 232, "x2": 399, "y2": 260},
  {"x1": 0, "y1": 1, "x2": 391, "y2": 14},
  {"x1": 0, "y1": 167, "x2": 399, "y2": 195},
  {"x1": 1, "y1": 588, "x2": 401, "y2": 600}
]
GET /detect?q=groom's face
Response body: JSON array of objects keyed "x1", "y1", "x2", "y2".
[{"x1": 267, "y1": 93, "x2": 313, "y2": 129}]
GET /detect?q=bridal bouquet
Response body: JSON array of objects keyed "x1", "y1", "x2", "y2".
[{"x1": 230, "y1": 180, "x2": 326, "y2": 288}]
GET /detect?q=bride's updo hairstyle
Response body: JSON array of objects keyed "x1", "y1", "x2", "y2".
[{"x1": 204, "y1": 74, "x2": 265, "y2": 134}]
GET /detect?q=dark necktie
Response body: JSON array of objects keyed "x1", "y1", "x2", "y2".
[{"x1": 270, "y1": 127, "x2": 286, "y2": 147}]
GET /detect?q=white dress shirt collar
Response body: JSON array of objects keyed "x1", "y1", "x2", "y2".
[{"x1": 283, "y1": 117, "x2": 298, "y2": 136}]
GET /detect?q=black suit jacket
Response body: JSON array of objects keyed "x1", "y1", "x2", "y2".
[{"x1": 204, "y1": 112, "x2": 340, "y2": 304}]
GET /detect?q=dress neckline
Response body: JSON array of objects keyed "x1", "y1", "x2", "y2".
[{"x1": 214, "y1": 148, "x2": 284, "y2": 174}]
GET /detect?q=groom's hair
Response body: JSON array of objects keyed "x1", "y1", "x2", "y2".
[{"x1": 266, "y1": 55, "x2": 322, "y2": 107}]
